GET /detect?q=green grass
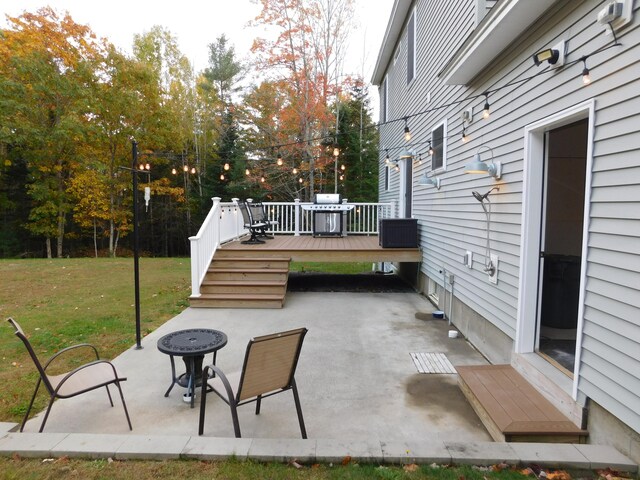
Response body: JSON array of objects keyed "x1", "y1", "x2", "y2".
[
  {"x1": 0, "y1": 457, "x2": 580, "y2": 480},
  {"x1": 0, "y1": 258, "x2": 191, "y2": 422},
  {"x1": 290, "y1": 262, "x2": 373, "y2": 274}
]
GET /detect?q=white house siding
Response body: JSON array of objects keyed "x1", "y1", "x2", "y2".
[{"x1": 375, "y1": 0, "x2": 640, "y2": 441}]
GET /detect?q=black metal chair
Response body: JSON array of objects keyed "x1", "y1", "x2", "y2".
[
  {"x1": 7, "y1": 317, "x2": 132, "y2": 432},
  {"x1": 238, "y1": 201, "x2": 267, "y2": 244},
  {"x1": 248, "y1": 201, "x2": 278, "y2": 238},
  {"x1": 198, "y1": 327, "x2": 308, "y2": 438}
]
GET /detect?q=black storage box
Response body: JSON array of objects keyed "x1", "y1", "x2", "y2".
[{"x1": 379, "y1": 218, "x2": 418, "y2": 248}]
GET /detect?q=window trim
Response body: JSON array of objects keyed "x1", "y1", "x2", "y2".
[
  {"x1": 384, "y1": 163, "x2": 390, "y2": 191},
  {"x1": 381, "y1": 75, "x2": 388, "y2": 123},
  {"x1": 407, "y1": 7, "x2": 416, "y2": 85},
  {"x1": 431, "y1": 119, "x2": 447, "y2": 173}
]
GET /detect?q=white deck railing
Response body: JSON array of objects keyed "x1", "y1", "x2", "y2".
[{"x1": 189, "y1": 199, "x2": 396, "y2": 296}]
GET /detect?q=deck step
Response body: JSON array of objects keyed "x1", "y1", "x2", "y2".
[
  {"x1": 190, "y1": 293, "x2": 285, "y2": 309},
  {"x1": 456, "y1": 364, "x2": 588, "y2": 443},
  {"x1": 200, "y1": 279, "x2": 287, "y2": 295}
]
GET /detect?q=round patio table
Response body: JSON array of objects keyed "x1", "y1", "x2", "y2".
[{"x1": 157, "y1": 328, "x2": 227, "y2": 408}]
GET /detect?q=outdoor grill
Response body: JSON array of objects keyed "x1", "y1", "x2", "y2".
[{"x1": 302, "y1": 193, "x2": 354, "y2": 237}]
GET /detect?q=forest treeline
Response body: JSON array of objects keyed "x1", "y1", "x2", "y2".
[{"x1": 0, "y1": 1, "x2": 379, "y2": 258}]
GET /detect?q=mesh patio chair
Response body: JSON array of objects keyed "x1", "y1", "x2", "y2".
[
  {"x1": 7, "y1": 317, "x2": 132, "y2": 433},
  {"x1": 238, "y1": 201, "x2": 267, "y2": 244},
  {"x1": 247, "y1": 201, "x2": 277, "y2": 238},
  {"x1": 198, "y1": 327, "x2": 308, "y2": 438}
]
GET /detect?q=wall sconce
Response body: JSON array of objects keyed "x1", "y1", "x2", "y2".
[
  {"x1": 464, "y1": 145, "x2": 502, "y2": 179},
  {"x1": 398, "y1": 149, "x2": 415, "y2": 160},
  {"x1": 418, "y1": 174, "x2": 441, "y2": 189}
]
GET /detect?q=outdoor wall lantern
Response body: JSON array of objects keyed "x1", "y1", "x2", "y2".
[
  {"x1": 532, "y1": 48, "x2": 559, "y2": 66},
  {"x1": 464, "y1": 145, "x2": 502, "y2": 179},
  {"x1": 418, "y1": 174, "x2": 441, "y2": 189}
]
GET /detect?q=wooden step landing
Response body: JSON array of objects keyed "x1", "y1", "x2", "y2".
[
  {"x1": 456, "y1": 364, "x2": 588, "y2": 443},
  {"x1": 190, "y1": 293, "x2": 285, "y2": 309}
]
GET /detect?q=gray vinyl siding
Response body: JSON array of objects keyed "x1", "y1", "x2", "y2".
[{"x1": 377, "y1": 0, "x2": 640, "y2": 433}]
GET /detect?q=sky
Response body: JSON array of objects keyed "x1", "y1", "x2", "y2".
[{"x1": 1, "y1": 0, "x2": 393, "y2": 92}]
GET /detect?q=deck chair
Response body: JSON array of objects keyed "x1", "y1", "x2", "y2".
[
  {"x1": 238, "y1": 201, "x2": 267, "y2": 244},
  {"x1": 7, "y1": 317, "x2": 132, "y2": 433},
  {"x1": 198, "y1": 327, "x2": 308, "y2": 438},
  {"x1": 247, "y1": 201, "x2": 277, "y2": 238}
]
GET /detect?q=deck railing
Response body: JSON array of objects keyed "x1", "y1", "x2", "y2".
[{"x1": 189, "y1": 199, "x2": 396, "y2": 296}]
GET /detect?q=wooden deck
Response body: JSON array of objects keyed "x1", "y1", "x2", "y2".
[
  {"x1": 219, "y1": 234, "x2": 422, "y2": 263},
  {"x1": 457, "y1": 365, "x2": 588, "y2": 443}
]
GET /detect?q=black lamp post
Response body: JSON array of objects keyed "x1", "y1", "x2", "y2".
[{"x1": 131, "y1": 140, "x2": 143, "y2": 349}]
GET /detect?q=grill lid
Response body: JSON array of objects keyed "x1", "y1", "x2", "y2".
[{"x1": 314, "y1": 193, "x2": 342, "y2": 204}]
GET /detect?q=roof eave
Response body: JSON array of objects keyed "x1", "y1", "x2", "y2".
[{"x1": 371, "y1": 0, "x2": 413, "y2": 86}]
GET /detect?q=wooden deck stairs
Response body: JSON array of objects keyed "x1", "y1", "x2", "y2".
[
  {"x1": 190, "y1": 251, "x2": 290, "y2": 309},
  {"x1": 456, "y1": 364, "x2": 588, "y2": 443}
]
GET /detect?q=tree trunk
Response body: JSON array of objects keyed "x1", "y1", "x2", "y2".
[
  {"x1": 46, "y1": 237, "x2": 52, "y2": 259},
  {"x1": 56, "y1": 212, "x2": 64, "y2": 258},
  {"x1": 94, "y1": 218, "x2": 98, "y2": 258}
]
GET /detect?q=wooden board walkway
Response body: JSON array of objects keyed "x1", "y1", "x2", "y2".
[{"x1": 456, "y1": 364, "x2": 588, "y2": 443}]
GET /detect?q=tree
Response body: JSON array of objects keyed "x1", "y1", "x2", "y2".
[
  {"x1": 250, "y1": 0, "x2": 355, "y2": 200},
  {"x1": 0, "y1": 7, "x2": 104, "y2": 257}
]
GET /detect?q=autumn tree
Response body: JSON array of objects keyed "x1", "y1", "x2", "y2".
[
  {"x1": 250, "y1": 0, "x2": 355, "y2": 200},
  {"x1": 0, "y1": 7, "x2": 105, "y2": 257}
]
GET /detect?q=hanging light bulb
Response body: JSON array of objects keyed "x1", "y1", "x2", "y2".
[
  {"x1": 138, "y1": 164, "x2": 145, "y2": 171},
  {"x1": 298, "y1": 177, "x2": 303, "y2": 183},
  {"x1": 171, "y1": 168, "x2": 177, "y2": 175},
  {"x1": 145, "y1": 163, "x2": 150, "y2": 170},
  {"x1": 482, "y1": 93, "x2": 491, "y2": 119},
  {"x1": 341, "y1": 164, "x2": 346, "y2": 171},
  {"x1": 333, "y1": 146, "x2": 340, "y2": 157},
  {"x1": 224, "y1": 162, "x2": 230, "y2": 171},
  {"x1": 395, "y1": 165, "x2": 400, "y2": 172},
  {"x1": 428, "y1": 143, "x2": 434, "y2": 156},
  {"x1": 219, "y1": 173, "x2": 225, "y2": 181},
  {"x1": 260, "y1": 176, "x2": 265, "y2": 183},
  {"x1": 245, "y1": 168, "x2": 250, "y2": 176},
  {"x1": 276, "y1": 153, "x2": 283, "y2": 166},
  {"x1": 403, "y1": 117, "x2": 411, "y2": 142},
  {"x1": 417, "y1": 154, "x2": 423, "y2": 165},
  {"x1": 191, "y1": 167, "x2": 196, "y2": 174},
  {"x1": 183, "y1": 165, "x2": 189, "y2": 172},
  {"x1": 292, "y1": 167, "x2": 298, "y2": 175},
  {"x1": 461, "y1": 127, "x2": 468, "y2": 143},
  {"x1": 339, "y1": 174, "x2": 344, "y2": 181},
  {"x1": 385, "y1": 149, "x2": 390, "y2": 165},
  {"x1": 581, "y1": 57, "x2": 591, "y2": 85}
]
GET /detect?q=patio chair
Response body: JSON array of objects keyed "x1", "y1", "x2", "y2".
[
  {"x1": 248, "y1": 201, "x2": 278, "y2": 238},
  {"x1": 238, "y1": 201, "x2": 267, "y2": 244},
  {"x1": 198, "y1": 327, "x2": 308, "y2": 438},
  {"x1": 7, "y1": 317, "x2": 132, "y2": 433}
]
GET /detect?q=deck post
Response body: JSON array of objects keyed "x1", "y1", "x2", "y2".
[
  {"x1": 294, "y1": 198, "x2": 301, "y2": 236},
  {"x1": 231, "y1": 198, "x2": 240, "y2": 239}
]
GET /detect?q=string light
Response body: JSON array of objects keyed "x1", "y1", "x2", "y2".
[
  {"x1": 403, "y1": 117, "x2": 411, "y2": 141},
  {"x1": 171, "y1": 168, "x2": 177, "y2": 175},
  {"x1": 482, "y1": 93, "x2": 490, "y2": 119},
  {"x1": 277, "y1": 153, "x2": 283, "y2": 166},
  {"x1": 260, "y1": 176, "x2": 265, "y2": 183},
  {"x1": 333, "y1": 146, "x2": 340, "y2": 157},
  {"x1": 292, "y1": 167, "x2": 298, "y2": 175},
  {"x1": 385, "y1": 149, "x2": 390, "y2": 164},
  {"x1": 219, "y1": 173, "x2": 225, "y2": 181},
  {"x1": 340, "y1": 164, "x2": 346, "y2": 171},
  {"x1": 191, "y1": 167, "x2": 196, "y2": 174},
  {"x1": 417, "y1": 153, "x2": 423, "y2": 165},
  {"x1": 428, "y1": 143, "x2": 434, "y2": 156},
  {"x1": 581, "y1": 57, "x2": 591, "y2": 85},
  {"x1": 224, "y1": 162, "x2": 230, "y2": 171},
  {"x1": 298, "y1": 177, "x2": 303, "y2": 183},
  {"x1": 339, "y1": 174, "x2": 344, "y2": 181},
  {"x1": 245, "y1": 168, "x2": 250, "y2": 176},
  {"x1": 461, "y1": 127, "x2": 468, "y2": 143},
  {"x1": 183, "y1": 165, "x2": 189, "y2": 172}
]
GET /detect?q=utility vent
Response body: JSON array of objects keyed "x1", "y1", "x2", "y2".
[{"x1": 410, "y1": 352, "x2": 456, "y2": 374}]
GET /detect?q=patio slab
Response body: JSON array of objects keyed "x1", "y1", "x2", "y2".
[
  {"x1": 50, "y1": 433, "x2": 128, "y2": 459},
  {"x1": 115, "y1": 434, "x2": 190, "y2": 460}
]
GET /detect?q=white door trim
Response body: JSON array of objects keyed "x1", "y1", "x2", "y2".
[{"x1": 516, "y1": 99, "x2": 595, "y2": 399}]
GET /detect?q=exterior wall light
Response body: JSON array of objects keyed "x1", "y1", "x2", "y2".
[
  {"x1": 464, "y1": 145, "x2": 502, "y2": 179},
  {"x1": 418, "y1": 174, "x2": 441, "y2": 189},
  {"x1": 532, "y1": 48, "x2": 559, "y2": 66}
]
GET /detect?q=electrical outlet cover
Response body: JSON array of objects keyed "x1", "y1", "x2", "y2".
[{"x1": 489, "y1": 254, "x2": 498, "y2": 284}]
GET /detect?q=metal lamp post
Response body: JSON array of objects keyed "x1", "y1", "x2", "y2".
[{"x1": 131, "y1": 140, "x2": 143, "y2": 350}]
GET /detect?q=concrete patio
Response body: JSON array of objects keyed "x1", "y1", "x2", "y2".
[{"x1": 0, "y1": 290, "x2": 637, "y2": 470}]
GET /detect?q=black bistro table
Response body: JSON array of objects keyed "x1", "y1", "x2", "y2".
[{"x1": 157, "y1": 328, "x2": 227, "y2": 408}]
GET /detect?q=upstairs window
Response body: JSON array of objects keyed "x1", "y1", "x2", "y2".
[
  {"x1": 431, "y1": 120, "x2": 447, "y2": 171},
  {"x1": 380, "y1": 76, "x2": 388, "y2": 123},
  {"x1": 407, "y1": 9, "x2": 416, "y2": 84}
]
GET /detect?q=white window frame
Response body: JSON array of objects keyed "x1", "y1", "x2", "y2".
[
  {"x1": 431, "y1": 119, "x2": 447, "y2": 172},
  {"x1": 407, "y1": 7, "x2": 416, "y2": 85},
  {"x1": 384, "y1": 164, "x2": 390, "y2": 191},
  {"x1": 380, "y1": 75, "x2": 388, "y2": 123}
]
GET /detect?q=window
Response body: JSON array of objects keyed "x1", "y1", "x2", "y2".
[
  {"x1": 407, "y1": 9, "x2": 416, "y2": 84},
  {"x1": 431, "y1": 120, "x2": 447, "y2": 171},
  {"x1": 384, "y1": 164, "x2": 390, "y2": 191},
  {"x1": 380, "y1": 76, "x2": 388, "y2": 123}
]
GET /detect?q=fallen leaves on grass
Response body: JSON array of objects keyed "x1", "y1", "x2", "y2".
[{"x1": 403, "y1": 463, "x2": 419, "y2": 473}]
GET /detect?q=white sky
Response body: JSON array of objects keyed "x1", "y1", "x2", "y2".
[{"x1": 1, "y1": 1, "x2": 392, "y2": 91}]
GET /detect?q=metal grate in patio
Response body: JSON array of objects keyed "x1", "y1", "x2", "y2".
[{"x1": 410, "y1": 352, "x2": 456, "y2": 374}]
